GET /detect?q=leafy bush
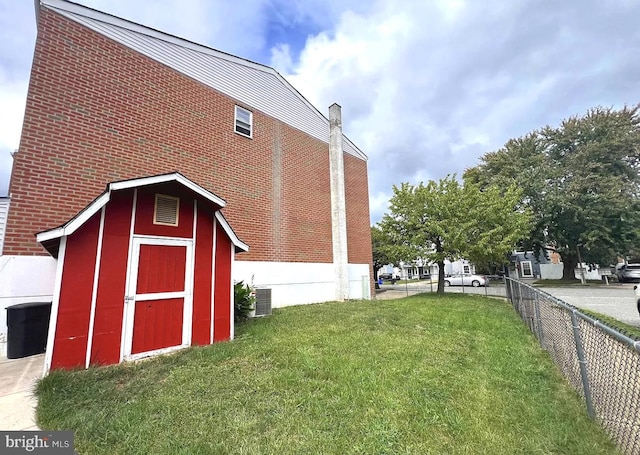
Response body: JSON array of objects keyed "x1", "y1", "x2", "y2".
[{"x1": 234, "y1": 281, "x2": 255, "y2": 323}]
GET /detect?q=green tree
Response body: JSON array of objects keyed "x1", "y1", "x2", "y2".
[
  {"x1": 379, "y1": 176, "x2": 531, "y2": 293},
  {"x1": 371, "y1": 226, "x2": 393, "y2": 281},
  {"x1": 462, "y1": 183, "x2": 533, "y2": 271},
  {"x1": 465, "y1": 106, "x2": 640, "y2": 279}
]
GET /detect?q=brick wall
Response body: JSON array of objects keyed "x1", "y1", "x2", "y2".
[
  {"x1": 344, "y1": 154, "x2": 374, "y2": 296},
  {"x1": 6, "y1": 7, "x2": 371, "y2": 269},
  {"x1": 344, "y1": 154, "x2": 372, "y2": 266}
]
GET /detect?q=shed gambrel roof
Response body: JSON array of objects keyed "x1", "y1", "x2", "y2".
[
  {"x1": 36, "y1": 172, "x2": 250, "y2": 257},
  {"x1": 38, "y1": 0, "x2": 367, "y2": 161}
]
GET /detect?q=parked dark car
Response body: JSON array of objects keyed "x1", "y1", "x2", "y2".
[
  {"x1": 378, "y1": 273, "x2": 399, "y2": 284},
  {"x1": 419, "y1": 273, "x2": 431, "y2": 280}
]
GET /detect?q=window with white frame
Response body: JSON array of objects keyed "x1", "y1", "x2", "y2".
[
  {"x1": 521, "y1": 261, "x2": 533, "y2": 277},
  {"x1": 235, "y1": 106, "x2": 252, "y2": 138},
  {"x1": 463, "y1": 264, "x2": 470, "y2": 274}
]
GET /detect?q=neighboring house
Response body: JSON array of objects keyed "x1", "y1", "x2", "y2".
[
  {"x1": 443, "y1": 259, "x2": 476, "y2": 276},
  {"x1": 1, "y1": 0, "x2": 373, "y2": 360},
  {"x1": 0, "y1": 196, "x2": 8, "y2": 255},
  {"x1": 510, "y1": 251, "x2": 552, "y2": 279},
  {"x1": 511, "y1": 250, "x2": 568, "y2": 279},
  {"x1": 510, "y1": 250, "x2": 608, "y2": 281},
  {"x1": 381, "y1": 258, "x2": 475, "y2": 280}
]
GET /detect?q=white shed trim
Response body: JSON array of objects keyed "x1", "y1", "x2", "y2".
[{"x1": 37, "y1": 172, "x2": 227, "y2": 245}]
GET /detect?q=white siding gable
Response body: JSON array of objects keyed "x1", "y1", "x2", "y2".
[{"x1": 0, "y1": 198, "x2": 9, "y2": 255}]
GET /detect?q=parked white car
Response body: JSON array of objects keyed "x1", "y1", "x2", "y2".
[
  {"x1": 616, "y1": 263, "x2": 640, "y2": 283},
  {"x1": 443, "y1": 273, "x2": 487, "y2": 287}
]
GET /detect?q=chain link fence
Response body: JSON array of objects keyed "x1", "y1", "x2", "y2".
[
  {"x1": 505, "y1": 277, "x2": 640, "y2": 455},
  {"x1": 376, "y1": 277, "x2": 509, "y2": 299},
  {"x1": 376, "y1": 277, "x2": 640, "y2": 453}
]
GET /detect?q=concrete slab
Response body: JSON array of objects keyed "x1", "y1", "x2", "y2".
[{"x1": 0, "y1": 354, "x2": 43, "y2": 430}]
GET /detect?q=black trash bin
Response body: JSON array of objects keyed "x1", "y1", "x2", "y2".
[{"x1": 6, "y1": 301, "x2": 52, "y2": 359}]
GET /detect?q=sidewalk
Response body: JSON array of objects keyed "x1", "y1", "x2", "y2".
[
  {"x1": 0, "y1": 354, "x2": 43, "y2": 430},
  {"x1": 375, "y1": 288, "x2": 423, "y2": 300}
]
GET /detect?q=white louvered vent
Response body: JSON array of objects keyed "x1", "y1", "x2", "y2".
[{"x1": 154, "y1": 194, "x2": 180, "y2": 226}]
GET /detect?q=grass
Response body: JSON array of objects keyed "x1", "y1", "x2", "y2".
[
  {"x1": 36, "y1": 295, "x2": 620, "y2": 454},
  {"x1": 579, "y1": 308, "x2": 640, "y2": 340},
  {"x1": 533, "y1": 279, "x2": 611, "y2": 287}
]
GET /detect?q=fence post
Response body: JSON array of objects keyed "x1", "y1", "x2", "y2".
[
  {"x1": 533, "y1": 292, "x2": 544, "y2": 346},
  {"x1": 570, "y1": 310, "x2": 595, "y2": 419},
  {"x1": 505, "y1": 277, "x2": 511, "y2": 302},
  {"x1": 510, "y1": 279, "x2": 517, "y2": 310},
  {"x1": 516, "y1": 281, "x2": 523, "y2": 313}
]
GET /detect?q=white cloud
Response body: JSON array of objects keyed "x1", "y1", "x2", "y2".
[
  {"x1": 0, "y1": 80, "x2": 27, "y2": 151},
  {"x1": 279, "y1": 0, "x2": 640, "y2": 222},
  {"x1": 0, "y1": 76, "x2": 29, "y2": 194},
  {"x1": 270, "y1": 43, "x2": 294, "y2": 74},
  {"x1": 80, "y1": 0, "x2": 271, "y2": 57}
]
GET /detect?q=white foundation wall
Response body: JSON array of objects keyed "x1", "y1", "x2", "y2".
[
  {"x1": 233, "y1": 261, "x2": 371, "y2": 307},
  {"x1": 0, "y1": 257, "x2": 371, "y2": 357},
  {"x1": 0, "y1": 256, "x2": 57, "y2": 357}
]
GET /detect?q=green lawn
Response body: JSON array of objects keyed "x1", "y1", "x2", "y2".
[{"x1": 36, "y1": 295, "x2": 619, "y2": 454}]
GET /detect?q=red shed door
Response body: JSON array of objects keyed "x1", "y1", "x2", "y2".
[{"x1": 123, "y1": 238, "x2": 193, "y2": 360}]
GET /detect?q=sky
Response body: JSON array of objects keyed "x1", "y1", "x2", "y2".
[{"x1": 1, "y1": 0, "x2": 639, "y2": 224}]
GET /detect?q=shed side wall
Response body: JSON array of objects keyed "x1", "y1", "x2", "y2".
[
  {"x1": 51, "y1": 214, "x2": 100, "y2": 369},
  {"x1": 90, "y1": 190, "x2": 133, "y2": 366},
  {"x1": 213, "y1": 223, "x2": 232, "y2": 342},
  {"x1": 192, "y1": 204, "x2": 214, "y2": 345}
]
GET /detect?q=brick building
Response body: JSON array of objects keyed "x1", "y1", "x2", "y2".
[{"x1": 0, "y1": 0, "x2": 373, "y2": 358}]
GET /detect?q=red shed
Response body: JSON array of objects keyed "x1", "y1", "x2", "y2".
[{"x1": 36, "y1": 173, "x2": 248, "y2": 373}]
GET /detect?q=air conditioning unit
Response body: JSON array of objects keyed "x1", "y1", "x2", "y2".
[{"x1": 254, "y1": 288, "x2": 272, "y2": 317}]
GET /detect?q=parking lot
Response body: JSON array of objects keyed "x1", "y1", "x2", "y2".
[{"x1": 541, "y1": 284, "x2": 639, "y2": 328}]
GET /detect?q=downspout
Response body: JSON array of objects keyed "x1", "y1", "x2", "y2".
[{"x1": 329, "y1": 103, "x2": 349, "y2": 301}]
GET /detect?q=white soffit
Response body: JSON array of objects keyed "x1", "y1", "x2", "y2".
[{"x1": 40, "y1": 0, "x2": 367, "y2": 161}]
